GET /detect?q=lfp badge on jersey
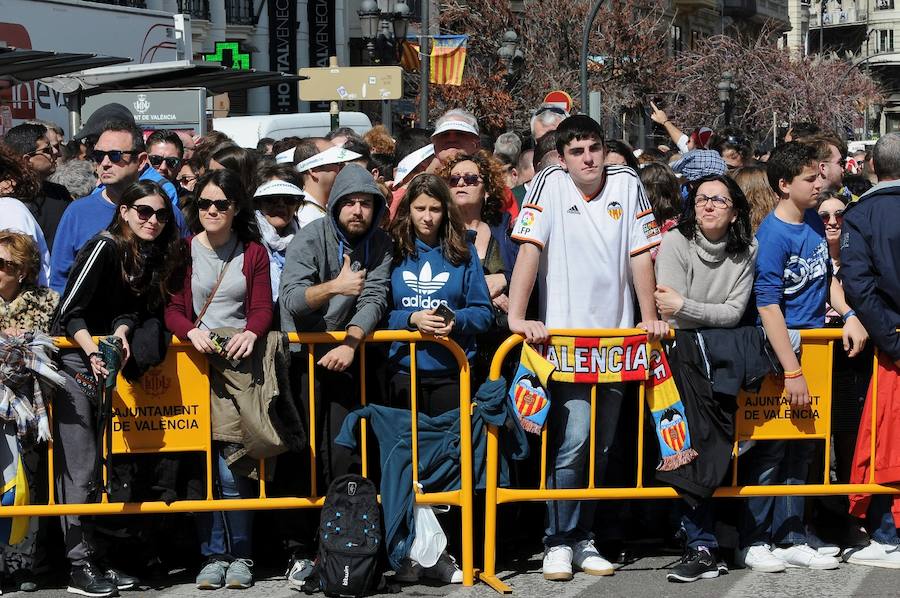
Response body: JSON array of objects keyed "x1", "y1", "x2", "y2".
[{"x1": 607, "y1": 201, "x2": 623, "y2": 220}]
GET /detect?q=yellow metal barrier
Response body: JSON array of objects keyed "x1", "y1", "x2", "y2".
[
  {"x1": 32, "y1": 331, "x2": 474, "y2": 586},
  {"x1": 479, "y1": 328, "x2": 899, "y2": 594}
]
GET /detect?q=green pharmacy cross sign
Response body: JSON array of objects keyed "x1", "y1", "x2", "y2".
[{"x1": 203, "y1": 42, "x2": 251, "y2": 70}]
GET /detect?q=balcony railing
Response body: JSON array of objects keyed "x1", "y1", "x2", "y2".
[
  {"x1": 226, "y1": 0, "x2": 254, "y2": 25},
  {"x1": 810, "y1": 1, "x2": 868, "y2": 27},
  {"x1": 178, "y1": 0, "x2": 210, "y2": 21},
  {"x1": 85, "y1": 0, "x2": 148, "y2": 7}
]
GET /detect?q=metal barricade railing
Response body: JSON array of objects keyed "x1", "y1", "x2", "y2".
[
  {"x1": 479, "y1": 328, "x2": 899, "y2": 594},
  {"x1": 18, "y1": 331, "x2": 474, "y2": 586}
]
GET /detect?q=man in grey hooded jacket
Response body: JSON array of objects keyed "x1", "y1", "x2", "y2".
[{"x1": 280, "y1": 163, "x2": 393, "y2": 482}]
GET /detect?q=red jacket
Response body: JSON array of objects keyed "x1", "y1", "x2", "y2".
[
  {"x1": 165, "y1": 237, "x2": 273, "y2": 340},
  {"x1": 849, "y1": 356, "x2": 900, "y2": 525}
]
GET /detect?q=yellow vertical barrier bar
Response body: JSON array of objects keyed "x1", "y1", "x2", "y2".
[
  {"x1": 822, "y1": 341, "x2": 833, "y2": 485},
  {"x1": 588, "y1": 384, "x2": 597, "y2": 489},
  {"x1": 482, "y1": 425, "x2": 501, "y2": 582},
  {"x1": 308, "y1": 346, "x2": 318, "y2": 497},
  {"x1": 636, "y1": 376, "x2": 646, "y2": 488},
  {"x1": 409, "y1": 343, "x2": 419, "y2": 488},
  {"x1": 731, "y1": 439, "x2": 740, "y2": 486},
  {"x1": 259, "y1": 459, "x2": 268, "y2": 498},
  {"x1": 540, "y1": 425, "x2": 548, "y2": 490},
  {"x1": 359, "y1": 346, "x2": 368, "y2": 479},
  {"x1": 457, "y1": 356, "x2": 474, "y2": 586},
  {"x1": 47, "y1": 405, "x2": 56, "y2": 505},
  {"x1": 870, "y1": 350, "x2": 879, "y2": 484}
]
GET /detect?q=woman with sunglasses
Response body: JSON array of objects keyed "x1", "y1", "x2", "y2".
[
  {"x1": 52, "y1": 180, "x2": 186, "y2": 597},
  {"x1": 652, "y1": 174, "x2": 757, "y2": 583},
  {"x1": 0, "y1": 144, "x2": 51, "y2": 286},
  {"x1": 252, "y1": 165, "x2": 304, "y2": 303},
  {"x1": 438, "y1": 151, "x2": 519, "y2": 383},
  {"x1": 164, "y1": 168, "x2": 271, "y2": 591}
]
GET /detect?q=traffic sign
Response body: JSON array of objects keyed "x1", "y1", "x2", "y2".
[
  {"x1": 544, "y1": 90, "x2": 573, "y2": 113},
  {"x1": 298, "y1": 65, "x2": 403, "y2": 101}
]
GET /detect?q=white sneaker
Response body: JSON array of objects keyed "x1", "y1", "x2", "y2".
[
  {"x1": 736, "y1": 545, "x2": 786, "y2": 572},
  {"x1": 422, "y1": 551, "x2": 463, "y2": 584},
  {"x1": 572, "y1": 540, "x2": 614, "y2": 576},
  {"x1": 772, "y1": 544, "x2": 840, "y2": 570},
  {"x1": 393, "y1": 559, "x2": 423, "y2": 583},
  {"x1": 816, "y1": 545, "x2": 841, "y2": 558},
  {"x1": 542, "y1": 545, "x2": 574, "y2": 581},
  {"x1": 844, "y1": 542, "x2": 900, "y2": 569}
]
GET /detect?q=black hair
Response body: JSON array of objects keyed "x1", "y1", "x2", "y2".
[
  {"x1": 604, "y1": 139, "x2": 640, "y2": 171},
  {"x1": 210, "y1": 144, "x2": 259, "y2": 195},
  {"x1": 341, "y1": 135, "x2": 372, "y2": 161},
  {"x1": 146, "y1": 130, "x2": 184, "y2": 156},
  {"x1": 766, "y1": 141, "x2": 819, "y2": 197},
  {"x1": 639, "y1": 162, "x2": 681, "y2": 223},
  {"x1": 676, "y1": 174, "x2": 753, "y2": 255},
  {"x1": 842, "y1": 173, "x2": 873, "y2": 197},
  {"x1": 108, "y1": 180, "x2": 187, "y2": 305},
  {"x1": 192, "y1": 169, "x2": 261, "y2": 244},
  {"x1": 789, "y1": 122, "x2": 821, "y2": 140},
  {"x1": 3, "y1": 123, "x2": 46, "y2": 156},
  {"x1": 255, "y1": 163, "x2": 302, "y2": 189},
  {"x1": 272, "y1": 136, "x2": 302, "y2": 157},
  {"x1": 99, "y1": 120, "x2": 146, "y2": 153},
  {"x1": 368, "y1": 152, "x2": 394, "y2": 181},
  {"x1": 326, "y1": 127, "x2": 357, "y2": 141},
  {"x1": 256, "y1": 137, "x2": 275, "y2": 153},
  {"x1": 293, "y1": 138, "x2": 322, "y2": 168},
  {"x1": 554, "y1": 115, "x2": 604, "y2": 155},
  {"x1": 711, "y1": 127, "x2": 751, "y2": 160},
  {"x1": 393, "y1": 127, "x2": 433, "y2": 168}
]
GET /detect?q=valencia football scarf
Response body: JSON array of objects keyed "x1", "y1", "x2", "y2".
[{"x1": 509, "y1": 336, "x2": 697, "y2": 470}]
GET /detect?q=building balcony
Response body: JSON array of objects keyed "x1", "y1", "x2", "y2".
[
  {"x1": 225, "y1": 0, "x2": 254, "y2": 25},
  {"x1": 178, "y1": 0, "x2": 210, "y2": 21},
  {"x1": 810, "y1": 2, "x2": 868, "y2": 29},
  {"x1": 672, "y1": 0, "x2": 719, "y2": 13}
]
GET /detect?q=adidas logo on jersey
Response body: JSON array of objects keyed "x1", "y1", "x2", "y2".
[
  {"x1": 567, "y1": 204, "x2": 580, "y2": 215},
  {"x1": 401, "y1": 262, "x2": 450, "y2": 308}
]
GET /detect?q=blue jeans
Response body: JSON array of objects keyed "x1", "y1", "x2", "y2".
[
  {"x1": 683, "y1": 500, "x2": 718, "y2": 549},
  {"x1": 867, "y1": 494, "x2": 900, "y2": 546},
  {"x1": 197, "y1": 446, "x2": 256, "y2": 558},
  {"x1": 739, "y1": 440, "x2": 813, "y2": 547},
  {"x1": 544, "y1": 382, "x2": 624, "y2": 547}
]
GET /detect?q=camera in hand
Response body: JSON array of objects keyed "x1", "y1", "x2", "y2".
[{"x1": 208, "y1": 332, "x2": 241, "y2": 367}]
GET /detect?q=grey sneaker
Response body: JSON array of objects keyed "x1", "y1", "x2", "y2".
[
  {"x1": 196, "y1": 557, "x2": 230, "y2": 590},
  {"x1": 393, "y1": 559, "x2": 423, "y2": 583},
  {"x1": 225, "y1": 558, "x2": 254, "y2": 589},
  {"x1": 286, "y1": 558, "x2": 315, "y2": 590}
]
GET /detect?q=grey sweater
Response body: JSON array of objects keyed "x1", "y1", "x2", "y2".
[
  {"x1": 654, "y1": 230, "x2": 757, "y2": 329},
  {"x1": 279, "y1": 164, "x2": 393, "y2": 338}
]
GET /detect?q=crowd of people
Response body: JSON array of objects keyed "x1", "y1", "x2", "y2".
[{"x1": 0, "y1": 98, "x2": 899, "y2": 597}]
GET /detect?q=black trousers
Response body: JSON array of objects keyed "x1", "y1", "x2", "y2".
[{"x1": 387, "y1": 371, "x2": 460, "y2": 418}]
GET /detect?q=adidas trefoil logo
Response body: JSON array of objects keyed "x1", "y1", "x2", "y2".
[
  {"x1": 402, "y1": 262, "x2": 451, "y2": 308},
  {"x1": 567, "y1": 204, "x2": 580, "y2": 215}
]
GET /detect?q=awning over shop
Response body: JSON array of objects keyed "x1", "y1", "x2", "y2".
[
  {"x1": 0, "y1": 47, "x2": 131, "y2": 82},
  {"x1": 41, "y1": 60, "x2": 305, "y2": 96}
]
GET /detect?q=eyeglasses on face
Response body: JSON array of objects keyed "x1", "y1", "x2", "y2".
[
  {"x1": 448, "y1": 173, "x2": 482, "y2": 187},
  {"x1": 533, "y1": 105, "x2": 569, "y2": 118},
  {"x1": 0, "y1": 257, "x2": 20, "y2": 273},
  {"x1": 129, "y1": 205, "x2": 171, "y2": 224},
  {"x1": 197, "y1": 198, "x2": 233, "y2": 212},
  {"x1": 818, "y1": 210, "x2": 844, "y2": 226},
  {"x1": 148, "y1": 155, "x2": 183, "y2": 169},
  {"x1": 90, "y1": 149, "x2": 136, "y2": 164},
  {"x1": 26, "y1": 146, "x2": 55, "y2": 160},
  {"x1": 694, "y1": 194, "x2": 733, "y2": 209},
  {"x1": 176, "y1": 175, "x2": 197, "y2": 185}
]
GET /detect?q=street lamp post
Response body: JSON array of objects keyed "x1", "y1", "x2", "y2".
[
  {"x1": 357, "y1": 0, "x2": 411, "y2": 133},
  {"x1": 420, "y1": 0, "x2": 430, "y2": 128},
  {"x1": 580, "y1": 0, "x2": 607, "y2": 114},
  {"x1": 497, "y1": 29, "x2": 524, "y2": 88},
  {"x1": 718, "y1": 71, "x2": 735, "y2": 126}
]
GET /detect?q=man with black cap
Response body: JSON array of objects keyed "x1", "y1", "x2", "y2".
[{"x1": 280, "y1": 163, "x2": 393, "y2": 483}]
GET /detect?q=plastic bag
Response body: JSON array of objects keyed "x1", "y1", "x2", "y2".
[{"x1": 408, "y1": 505, "x2": 447, "y2": 568}]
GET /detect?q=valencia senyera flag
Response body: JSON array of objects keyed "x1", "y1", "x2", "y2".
[{"x1": 400, "y1": 35, "x2": 468, "y2": 86}]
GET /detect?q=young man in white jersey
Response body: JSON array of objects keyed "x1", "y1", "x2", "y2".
[{"x1": 507, "y1": 115, "x2": 668, "y2": 581}]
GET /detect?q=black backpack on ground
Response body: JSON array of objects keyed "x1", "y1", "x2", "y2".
[{"x1": 315, "y1": 474, "x2": 383, "y2": 598}]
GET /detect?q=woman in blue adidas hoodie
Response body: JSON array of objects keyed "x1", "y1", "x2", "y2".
[{"x1": 386, "y1": 173, "x2": 492, "y2": 417}]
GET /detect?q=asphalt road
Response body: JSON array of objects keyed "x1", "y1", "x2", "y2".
[{"x1": 12, "y1": 551, "x2": 900, "y2": 598}]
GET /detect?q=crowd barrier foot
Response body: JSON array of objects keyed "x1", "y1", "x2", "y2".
[{"x1": 479, "y1": 573, "x2": 512, "y2": 594}]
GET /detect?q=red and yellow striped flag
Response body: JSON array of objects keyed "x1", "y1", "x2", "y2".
[{"x1": 400, "y1": 35, "x2": 468, "y2": 86}]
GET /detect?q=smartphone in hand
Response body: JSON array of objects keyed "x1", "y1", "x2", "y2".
[{"x1": 433, "y1": 304, "x2": 456, "y2": 327}]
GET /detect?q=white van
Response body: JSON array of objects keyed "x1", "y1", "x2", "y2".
[{"x1": 212, "y1": 112, "x2": 373, "y2": 148}]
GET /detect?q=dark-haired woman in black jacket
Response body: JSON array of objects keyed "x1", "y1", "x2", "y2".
[{"x1": 52, "y1": 180, "x2": 186, "y2": 598}]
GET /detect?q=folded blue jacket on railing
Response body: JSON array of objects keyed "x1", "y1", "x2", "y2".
[{"x1": 334, "y1": 377, "x2": 527, "y2": 569}]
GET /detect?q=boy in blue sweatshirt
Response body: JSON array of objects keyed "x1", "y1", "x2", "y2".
[{"x1": 740, "y1": 141, "x2": 865, "y2": 573}]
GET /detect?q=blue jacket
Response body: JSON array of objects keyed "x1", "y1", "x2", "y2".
[
  {"x1": 387, "y1": 239, "x2": 493, "y2": 374},
  {"x1": 839, "y1": 181, "x2": 900, "y2": 361},
  {"x1": 334, "y1": 378, "x2": 528, "y2": 569},
  {"x1": 488, "y1": 212, "x2": 519, "y2": 286}
]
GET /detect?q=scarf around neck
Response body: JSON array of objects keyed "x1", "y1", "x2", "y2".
[{"x1": 255, "y1": 211, "x2": 298, "y2": 254}]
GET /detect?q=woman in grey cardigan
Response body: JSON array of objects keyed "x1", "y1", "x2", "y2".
[{"x1": 653, "y1": 174, "x2": 756, "y2": 584}]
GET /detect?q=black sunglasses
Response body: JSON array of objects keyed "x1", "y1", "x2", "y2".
[
  {"x1": 0, "y1": 257, "x2": 20, "y2": 272},
  {"x1": 197, "y1": 198, "x2": 233, "y2": 212},
  {"x1": 129, "y1": 205, "x2": 171, "y2": 223},
  {"x1": 148, "y1": 155, "x2": 183, "y2": 169},
  {"x1": 258, "y1": 194, "x2": 303, "y2": 208},
  {"x1": 90, "y1": 149, "x2": 136, "y2": 164},
  {"x1": 26, "y1": 146, "x2": 55, "y2": 159},
  {"x1": 448, "y1": 173, "x2": 482, "y2": 187}
]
